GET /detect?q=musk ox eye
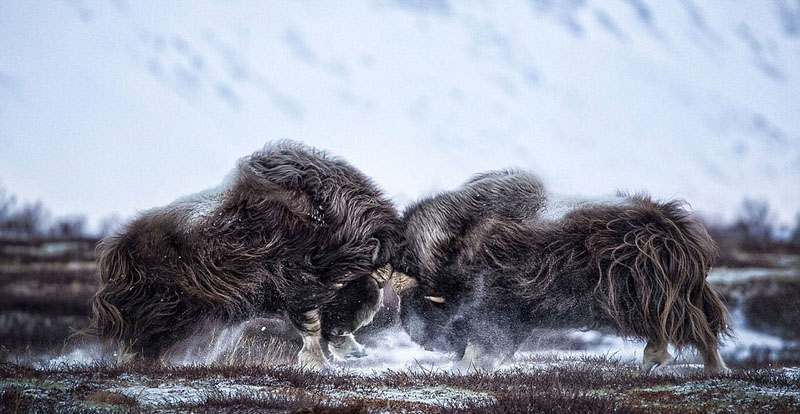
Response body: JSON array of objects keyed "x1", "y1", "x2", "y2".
[
  {"x1": 424, "y1": 295, "x2": 446, "y2": 304},
  {"x1": 370, "y1": 238, "x2": 381, "y2": 264}
]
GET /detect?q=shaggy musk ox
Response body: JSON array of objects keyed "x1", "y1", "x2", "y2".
[
  {"x1": 89, "y1": 141, "x2": 401, "y2": 368},
  {"x1": 391, "y1": 170, "x2": 731, "y2": 373}
]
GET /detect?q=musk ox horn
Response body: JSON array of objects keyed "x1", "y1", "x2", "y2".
[
  {"x1": 424, "y1": 296, "x2": 445, "y2": 303},
  {"x1": 369, "y1": 264, "x2": 394, "y2": 288},
  {"x1": 390, "y1": 268, "x2": 419, "y2": 294}
]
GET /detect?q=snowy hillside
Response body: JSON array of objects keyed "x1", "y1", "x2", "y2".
[{"x1": 1, "y1": 1, "x2": 798, "y2": 227}]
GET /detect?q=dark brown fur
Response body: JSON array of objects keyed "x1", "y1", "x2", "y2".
[
  {"x1": 396, "y1": 171, "x2": 731, "y2": 371},
  {"x1": 88, "y1": 141, "x2": 401, "y2": 360}
]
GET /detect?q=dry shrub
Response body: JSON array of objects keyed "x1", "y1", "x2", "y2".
[
  {"x1": 161, "y1": 317, "x2": 301, "y2": 367},
  {"x1": 177, "y1": 388, "x2": 368, "y2": 413},
  {"x1": 0, "y1": 386, "x2": 30, "y2": 414},
  {"x1": 220, "y1": 335, "x2": 298, "y2": 366},
  {"x1": 83, "y1": 390, "x2": 138, "y2": 407},
  {"x1": 0, "y1": 385, "x2": 61, "y2": 414},
  {"x1": 446, "y1": 391, "x2": 644, "y2": 414}
]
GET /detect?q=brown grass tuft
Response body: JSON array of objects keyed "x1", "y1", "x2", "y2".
[{"x1": 83, "y1": 390, "x2": 138, "y2": 407}]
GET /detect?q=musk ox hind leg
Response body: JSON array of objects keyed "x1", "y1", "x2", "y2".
[
  {"x1": 698, "y1": 342, "x2": 730, "y2": 374},
  {"x1": 290, "y1": 308, "x2": 330, "y2": 370},
  {"x1": 642, "y1": 340, "x2": 673, "y2": 373}
]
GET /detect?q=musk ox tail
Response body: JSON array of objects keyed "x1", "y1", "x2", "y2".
[
  {"x1": 87, "y1": 234, "x2": 187, "y2": 359},
  {"x1": 87, "y1": 235, "x2": 137, "y2": 356},
  {"x1": 589, "y1": 197, "x2": 731, "y2": 352}
]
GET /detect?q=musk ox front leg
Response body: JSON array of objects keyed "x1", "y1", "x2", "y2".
[
  {"x1": 289, "y1": 308, "x2": 330, "y2": 369},
  {"x1": 321, "y1": 266, "x2": 389, "y2": 361},
  {"x1": 451, "y1": 341, "x2": 497, "y2": 372}
]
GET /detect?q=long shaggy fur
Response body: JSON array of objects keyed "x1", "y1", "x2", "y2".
[
  {"x1": 400, "y1": 169, "x2": 545, "y2": 279},
  {"x1": 396, "y1": 170, "x2": 730, "y2": 370},
  {"x1": 89, "y1": 141, "x2": 401, "y2": 359}
]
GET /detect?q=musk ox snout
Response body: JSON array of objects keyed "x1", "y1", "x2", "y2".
[{"x1": 399, "y1": 287, "x2": 470, "y2": 354}]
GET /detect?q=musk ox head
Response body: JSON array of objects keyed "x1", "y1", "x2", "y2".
[
  {"x1": 394, "y1": 260, "x2": 526, "y2": 357},
  {"x1": 396, "y1": 275, "x2": 468, "y2": 353},
  {"x1": 391, "y1": 169, "x2": 546, "y2": 355}
]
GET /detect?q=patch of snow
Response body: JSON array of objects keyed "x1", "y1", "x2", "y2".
[
  {"x1": 65, "y1": 261, "x2": 97, "y2": 271},
  {"x1": 708, "y1": 267, "x2": 798, "y2": 284},
  {"x1": 327, "y1": 386, "x2": 495, "y2": 408},
  {"x1": 41, "y1": 242, "x2": 75, "y2": 256},
  {"x1": 517, "y1": 330, "x2": 644, "y2": 365},
  {"x1": 538, "y1": 192, "x2": 630, "y2": 222},
  {"x1": 41, "y1": 345, "x2": 104, "y2": 368},
  {"x1": 723, "y1": 307, "x2": 796, "y2": 362},
  {"x1": 782, "y1": 367, "x2": 800, "y2": 380},
  {"x1": 727, "y1": 307, "x2": 787, "y2": 349},
  {"x1": 511, "y1": 303, "x2": 795, "y2": 370},
  {"x1": 169, "y1": 167, "x2": 240, "y2": 226},
  {"x1": 111, "y1": 378, "x2": 273, "y2": 407},
  {"x1": 111, "y1": 383, "x2": 206, "y2": 406},
  {"x1": 641, "y1": 380, "x2": 800, "y2": 399},
  {"x1": 342, "y1": 328, "x2": 456, "y2": 373}
]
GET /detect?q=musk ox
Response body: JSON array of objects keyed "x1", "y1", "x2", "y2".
[
  {"x1": 391, "y1": 169, "x2": 731, "y2": 373},
  {"x1": 89, "y1": 141, "x2": 401, "y2": 368}
]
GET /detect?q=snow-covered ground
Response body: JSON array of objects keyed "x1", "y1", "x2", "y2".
[
  {"x1": 1, "y1": 1, "x2": 798, "y2": 230},
  {"x1": 4, "y1": 262, "x2": 793, "y2": 412},
  {"x1": 32, "y1": 267, "x2": 796, "y2": 375}
]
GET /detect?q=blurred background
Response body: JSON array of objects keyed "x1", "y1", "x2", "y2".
[
  {"x1": 0, "y1": 1, "x2": 798, "y2": 368},
  {"x1": 1, "y1": 0, "x2": 799, "y2": 232}
]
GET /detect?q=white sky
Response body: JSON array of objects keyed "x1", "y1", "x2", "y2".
[{"x1": 1, "y1": 1, "x2": 799, "y2": 230}]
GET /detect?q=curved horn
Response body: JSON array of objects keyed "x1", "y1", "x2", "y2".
[
  {"x1": 391, "y1": 268, "x2": 418, "y2": 294},
  {"x1": 369, "y1": 264, "x2": 393, "y2": 288}
]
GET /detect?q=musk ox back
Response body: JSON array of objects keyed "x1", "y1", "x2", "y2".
[
  {"x1": 90, "y1": 141, "x2": 401, "y2": 368},
  {"x1": 392, "y1": 171, "x2": 731, "y2": 373}
]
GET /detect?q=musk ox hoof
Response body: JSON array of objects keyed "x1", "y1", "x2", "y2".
[
  {"x1": 345, "y1": 346, "x2": 368, "y2": 359},
  {"x1": 641, "y1": 357, "x2": 674, "y2": 374},
  {"x1": 449, "y1": 342, "x2": 499, "y2": 373},
  {"x1": 328, "y1": 334, "x2": 368, "y2": 360},
  {"x1": 297, "y1": 350, "x2": 331, "y2": 370},
  {"x1": 449, "y1": 358, "x2": 496, "y2": 374},
  {"x1": 706, "y1": 365, "x2": 732, "y2": 375},
  {"x1": 642, "y1": 361, "x2": 664, "y2": 374}
]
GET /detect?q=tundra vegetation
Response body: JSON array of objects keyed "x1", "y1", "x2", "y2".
[{"x1": 0, "y1": 185, "x2": 798, "y2": 412}]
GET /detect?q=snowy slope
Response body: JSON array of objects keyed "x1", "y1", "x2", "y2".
[{"x1": 0, "y1": 0, "x2": 798, "y2": 227}]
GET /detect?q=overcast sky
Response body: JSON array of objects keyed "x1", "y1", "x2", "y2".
[{"x1": 1, "y1": 1, "x2": 799, "y2": 230}]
